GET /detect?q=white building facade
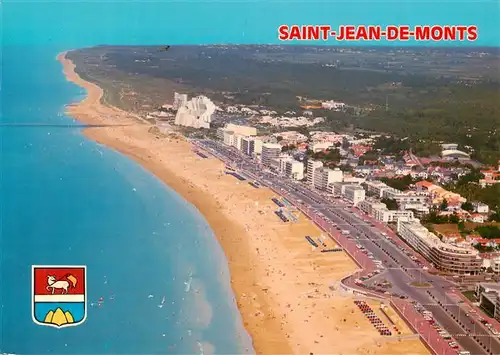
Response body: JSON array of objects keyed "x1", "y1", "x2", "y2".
[
  {"x1": 307, "y1": 160, "x2": 323, "y2": 186},
  {"x1": 397, "y1": 219, "x2": 482, "y2": 274},
  {"x1": 261, "y1": 143, "x2": 282, "y2": 166},
  {"x1": 313, "y1": 168, "x2": 343, "y2": 191},
  {"x1": 280, "y1": 158, "x2": 304, "y2": 180},
  {"x1": 174, "y1": 95, "x2": 215, "y2": 129},
  {"x1": 344, "y1": 185, "x2": 366, "y2": 206}
]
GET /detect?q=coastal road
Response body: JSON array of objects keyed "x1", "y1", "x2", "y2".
[{"x1": 195, "y1": 140, "x2": 500, "y2": 355}]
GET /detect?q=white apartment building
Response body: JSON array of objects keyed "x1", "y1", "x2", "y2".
[
  {"x1": 173, "y1": 92, "x2": 188, "y2": 110},
  {"x1": 313, "y1": 168, "x2": 343, "y2": 191},
  {"x1": 216, "y1": 127, "x2": 226, "y2": 141},
  {"x1": 307, "y1": 160, "x2": 323, "y2": 186},
  {"x1": 174, "y1": 95, "x2": 215, "y2": 129},
  {"x1": 261, "y1": 143, "x2": 282, "y2": 166},
  {"x1": 240, "y1": 136, "x2": 253, "y2": 156},
  {"x1": 344, "y1": 185, "x2": 366, "y2": 205},
  {"x1": 240, "y1": 136, "x2": 263, "y2": 156},
  {"x1": 397, "y1": 219, "x2": 482, "y2": 274},
  {"x1": 233, "y1": 135, "x2": 243, "y2": 150},
  {"x1": 221, "y1": 130, "x2": 243, "y2": 150},
  {"x1": 269, "y1": 158, "x2": 281, "y2": 171},
  {"x1": 225, "y1": 123, "x2": 257, "y2": 136},
  {"x1": 222, "y1": 131, "x2": 236, "y2": 146},
  {"x1": 364, "y1": 181, "x2": 390, "y2": 198},
  {"x1": 328, "y1": 181, "x2": 358, "y2": 197},
  {"x1": 280, "y1": 158, "x2": 304, "y2": 180},
  {"x1": 358, "y1": 199, "x2": 387, "y2": 216}
]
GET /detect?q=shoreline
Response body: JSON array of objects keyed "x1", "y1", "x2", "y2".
[
  {"x1": 58, "y1": 50, "x2": 290, "y2": 353},
  {"x1": 58, "y1": 50, "x2": 430, "y2": 355}
]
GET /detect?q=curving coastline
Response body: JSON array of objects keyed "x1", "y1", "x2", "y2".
[{"x1": 57, "y1": 50, "x2": 431, "y2": 355}]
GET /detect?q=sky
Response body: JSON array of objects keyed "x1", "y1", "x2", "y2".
[{"x1": 2, "y1": 0, "x2": 499, "y2": 47}]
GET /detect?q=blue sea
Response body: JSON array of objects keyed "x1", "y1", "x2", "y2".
[{"x1": 0, "y1": 45, "x2": 253, "y2": 354}]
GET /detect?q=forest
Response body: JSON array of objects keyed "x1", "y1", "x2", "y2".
[{"x1": 71, "y1": 45, "x2": 500, "y2": 164}]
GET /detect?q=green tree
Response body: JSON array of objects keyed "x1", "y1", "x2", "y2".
[
  {"x1": 489, "y1": 211, "x2": 500, "y2": 222},
  {"x1": 381, "y1": 198, "x2": 398, "y2": 210},
  {"x1": 381, "y1": 175, "x2": 421, "y2": 191},
  {"x1": 324, "y1": 148, "x2": 341, "y2": 163},
  {"x1": 281, "y1": 145, "x2": 295, "y2": 152},
  {"x1": 461, "y1": 201, "x2": 474, "y2": 212},
  {"x1": 475, "y1": 226, "x2": 500, "y2": 239},
  {"x1": 440, "y1": 199, "x2": 449, "y2": 211}
]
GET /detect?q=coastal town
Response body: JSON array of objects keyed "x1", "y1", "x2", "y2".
[
  {"x1": 58, "y1": 46, "x2": 500, "y2": 355},
  {"x1": 146, "y1": 89, "x2": 500, "y2": 355}
]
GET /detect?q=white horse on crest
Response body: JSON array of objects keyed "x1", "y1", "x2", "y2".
[{"x1": 46, "y1": 274, "x2": 77, "y2": 295}]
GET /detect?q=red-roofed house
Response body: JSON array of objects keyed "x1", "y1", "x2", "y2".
[
  {"x1": 351, "y1": 145, "x2": 372, "y2": 157},
  {"x1": 469, "y1": 213, "x2": 485, "y2": 223},
  {"x1": 472, "y1": 238, "x2": 500, "y2": 248},
  {"x1": 479, "y1": 167, "x2": 500, "y2": 187},
  {"x1": 442, "y1": 233, "x2": 463, "y2": 243},
  {"x1": 415, "y1": 180, "x2": 434, "y2": 190}
]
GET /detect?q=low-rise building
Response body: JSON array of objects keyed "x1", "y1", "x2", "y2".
[
  {"x1": 373, "y1": 209, "x2": 414, "y2": 223},
  {"x1": 382, "y1": 188, "x2": 428, "y2": 204},
  {"x1": 399, "y1": 201, "x2": 430, "y2": 217},
  {"x1": 272, "y1": 131, "x2": 308, "y2": 145},
  {"x1": 397, "y1": 219, "x2": 482, "y2": 274},
  {"x1": 469, "y1": 213, "x2": 485, "y2": 224},
  {"x1": 321, "y1": 100, "x2": 346, "y2": 110},
  {"x1": 415, "y1": 181, "x2": 466, "y2": 205},
  {"x1": 473, "y1": 202, "x2": 490, "y2": 214},
  {"x1": 474, "y1": 283, "x2": 500, "y2": 321},
  {"x1": 311, "y1": 141, "x2": 336, "y2": 152},
  {"x1": 482, "y1": 255, "x2": 500, "y2": 273}
]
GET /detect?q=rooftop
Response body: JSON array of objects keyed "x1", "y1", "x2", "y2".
[
  {"x1": 478, "y1": 283, "x2": 500, "y2": 292},
  {"x1": 401, "y1": 220, "x2": 479, "y2": 256}
]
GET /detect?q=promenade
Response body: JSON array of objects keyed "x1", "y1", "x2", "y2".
[{"x1": 267, "y1": 186, "x2": 460, "y2": 355}]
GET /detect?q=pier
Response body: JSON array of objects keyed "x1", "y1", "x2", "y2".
[{"x1": 0, "y1": 123, "x2": 131, "y2": 128}]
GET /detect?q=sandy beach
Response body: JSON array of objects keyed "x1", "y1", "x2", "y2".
[{"x1": 58, "y1": 51, "x2": 430, "y2": 355}]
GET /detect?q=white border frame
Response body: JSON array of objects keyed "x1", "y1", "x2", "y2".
[{"x1": 31, "y1": 264, "x2": 88, "y2": 328}]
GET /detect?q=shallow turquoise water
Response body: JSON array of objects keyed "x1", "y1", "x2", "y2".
[{"x1": 0, "y1": 45, "x2": 253, "y2": 354}]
